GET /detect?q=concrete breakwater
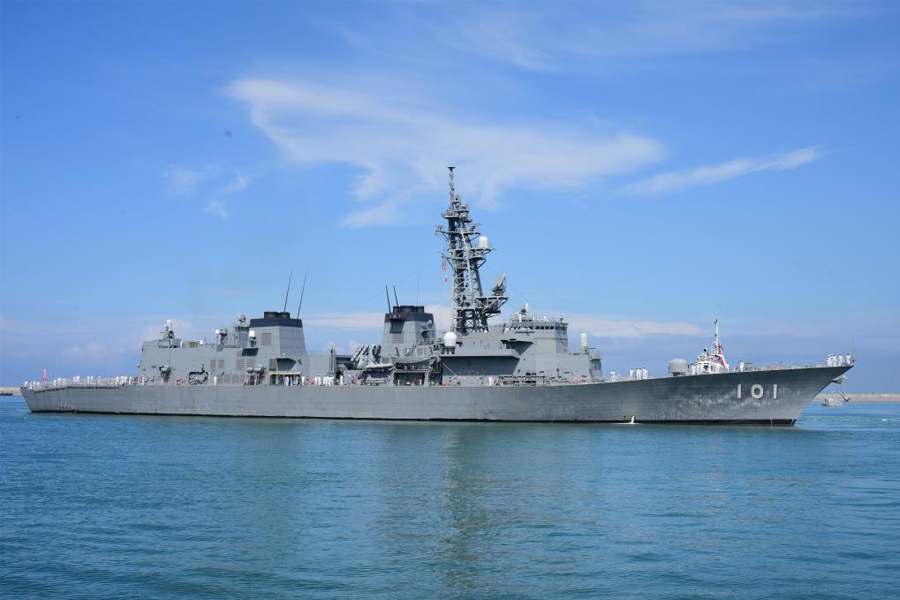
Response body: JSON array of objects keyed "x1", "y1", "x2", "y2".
[{"x1": 816, "y1": 393, "x2": 900, "y2": 403}]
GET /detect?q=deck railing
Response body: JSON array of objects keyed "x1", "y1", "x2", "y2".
[
  {"x1": 24, "y1": 376, "x2": 134, "y2": 392},
  {"x1": 24, "y1": 356, "x2": 852, "y2": 391}
]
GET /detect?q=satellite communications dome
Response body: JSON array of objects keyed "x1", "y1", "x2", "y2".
[{"x1": 443, "y1": 331, "x2": 458, "y2": 348}]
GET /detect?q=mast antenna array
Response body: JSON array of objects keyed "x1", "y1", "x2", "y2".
[{"x1": 435, "y1": 167, "x2": 507, "y2": 334}]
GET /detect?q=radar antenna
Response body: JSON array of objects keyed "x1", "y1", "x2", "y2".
[{"x1": 435, "y1": 167, "x2": 508, "y2": 333}]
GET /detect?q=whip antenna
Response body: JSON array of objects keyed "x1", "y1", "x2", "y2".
[
  {"x1": 296, "y1": 270, "x2": 308, "y2": 317},
  {"x1": 282, "y1": 271, "x2": 293, "y2": 313}
]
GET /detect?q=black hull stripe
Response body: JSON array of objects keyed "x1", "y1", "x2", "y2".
[{"x1": 28, "y1": 409, "x2": 796, "y2": 426}]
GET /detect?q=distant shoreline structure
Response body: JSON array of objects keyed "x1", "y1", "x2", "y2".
[{"x1": 815, "y1": 393, "x2": 900, "y2": 403}]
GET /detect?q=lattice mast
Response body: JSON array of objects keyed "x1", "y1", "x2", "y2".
[{"x1": 436, "y1": 167, "x2": 507, "y2": 333}]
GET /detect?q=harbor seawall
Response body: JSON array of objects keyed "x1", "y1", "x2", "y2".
[{"x1": 815, "y1": 393, "x2": 900, "y2": 403}]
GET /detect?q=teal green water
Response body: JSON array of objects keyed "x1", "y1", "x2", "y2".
[{"x1": 2, "y1": 399, "x2": 899, "y2": 599}]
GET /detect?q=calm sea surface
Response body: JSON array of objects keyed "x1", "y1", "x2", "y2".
[{"x1": 2, "y1": 399, "x2": 899, "y2": 600}]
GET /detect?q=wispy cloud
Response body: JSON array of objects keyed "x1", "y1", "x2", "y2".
[
  {"x1": 446, "y1": 3, "x2": 851, "y2": 71},
  {"x1": 63, "y1": 341, "x2": 108, "y2": 360},
  {"x1": 222, "y1": 172, "x2": 249, "y2": 195},
  {"x1": 303, "y1": 306, "x2": 699, "y2": 340},
  {"x1": 620, "y1": 147, "x2": 820, "y2": 195},
  {"x1": 162, "y1": 166, "x2": 213, "y2": 196},
  {"x1": 140, "y1": 319, "x2": 198, "y2": 346},
  {"x1": 228, "y1": 78, "x2": 665, "y2": 227},
  {"x1": 565, "y1": 314, "x2": 704, "y2": 339},
  {"x1": 162, "y1": 168, "x2": 248, "y2": 219},
  {"x1": 204, "y1": 200, "x2": 227, "y2": 219},
  {"x1": 304, "y1": 305, "x2": 453, "y2": 331},
  {"x1": 305, "y1": 311, "x2": 385, "y2": 330}
]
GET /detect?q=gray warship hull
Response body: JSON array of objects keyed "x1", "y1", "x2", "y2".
[
  {"x1": 22, "y1": 365, "x2": 848, "y2": 425},
  {"x1": 20, "y1": 171, "x2": 855, "y2": 425}
]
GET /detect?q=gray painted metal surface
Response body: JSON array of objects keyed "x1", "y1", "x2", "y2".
[
  {"x1": 20, "y1": 169, "x2": 853, "y2": 425},
  {"x1": 23, "y1": 366, "x2": 847, "y2": 424}
]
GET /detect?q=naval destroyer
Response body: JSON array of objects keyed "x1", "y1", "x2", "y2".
[{"x1": 22, "y1": 169, "x2": 852, "y2": 424}]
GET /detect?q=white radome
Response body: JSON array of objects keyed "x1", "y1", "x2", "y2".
[{"x1": 443, "y1": 331, "x2": 458, "y2": 348}]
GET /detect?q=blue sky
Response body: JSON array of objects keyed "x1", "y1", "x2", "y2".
[{"x1": 1, "y1": 1, "x2": 898, "y2": 390}]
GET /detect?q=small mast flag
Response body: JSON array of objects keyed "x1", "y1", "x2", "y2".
[{"x1": 42, "y1": 368, "x2": 46, "y2": 382}]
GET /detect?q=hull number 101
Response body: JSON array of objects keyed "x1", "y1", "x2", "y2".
[{"x1": 737, "y1": 384, "x2": 778, "y2": 400}]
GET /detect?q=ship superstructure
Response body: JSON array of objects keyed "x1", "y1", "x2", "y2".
[
  {"x1": 22, "y1": 169, "x2": 852, "y2": 424},
  {"x1": 135, "y1": 169, "x2": 601, "y2": 390},
  {"x1": 691, "y1": 319, "x2": 730, "y2": 375}
]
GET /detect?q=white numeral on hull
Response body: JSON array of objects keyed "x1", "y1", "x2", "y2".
[{"x1": 738, "y1": 384, "x2": 778, "y2": 399}]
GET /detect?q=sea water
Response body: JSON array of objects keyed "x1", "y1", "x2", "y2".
[{"x1": 2, "y1": 399, "x2": 898, "y2": 599}]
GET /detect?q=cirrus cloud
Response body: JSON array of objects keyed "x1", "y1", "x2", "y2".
[
  {"x1": 204, "y1": 200, "x2": 227, "y2": 219},
  {"x1": 620, "y1": 147, "x2": 821, "y2": 195},
  {"x1": 566, "y1": 314, "x2": 704, "y2": 338},
  {"x1": 162, "y1": 166, "x2": 213, "y2": 196},
  {"x1": 228, "y1": 77, "x2": 665, "y2": 226}
]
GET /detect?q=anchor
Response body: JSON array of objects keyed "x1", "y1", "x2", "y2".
[{"x1": 832, "y1": 374, "x2": 851, "y2": 403}]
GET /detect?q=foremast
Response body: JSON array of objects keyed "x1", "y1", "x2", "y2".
[
  {"x1": 436, "y1": 167, "x2": 508, "y2": 333},
  {"x1": 713, "y1": 319, "x2": 729, "y2": 369}
]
